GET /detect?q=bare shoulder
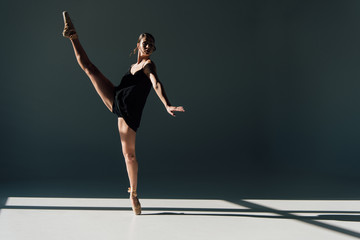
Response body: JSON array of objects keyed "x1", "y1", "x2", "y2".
[{"x1": 143, "y1": 59, "x2": 157, "y2": 74}]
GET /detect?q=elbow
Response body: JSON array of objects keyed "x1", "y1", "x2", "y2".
[{"x1": 153, "y1": 82, "x2": 161, "y2": 90}]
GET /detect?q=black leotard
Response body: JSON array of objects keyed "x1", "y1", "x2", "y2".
[{"x1": 112, "y1": 67, "x2": 152, "y2": 132}]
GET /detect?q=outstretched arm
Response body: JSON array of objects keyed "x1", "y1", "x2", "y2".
[{"x1": 144, "y1": 61, "x2": 185, "y2": 117}]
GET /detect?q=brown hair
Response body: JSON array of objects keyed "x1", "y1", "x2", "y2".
[{"x1": 129, "y1": 33, "x2": 156, "y2": 57}]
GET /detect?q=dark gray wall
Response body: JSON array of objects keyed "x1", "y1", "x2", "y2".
[{"x1": 1, "y1": 0, "x2": 360, "y2": 181}]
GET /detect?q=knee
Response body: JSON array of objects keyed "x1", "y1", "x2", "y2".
[{"x1": 124, "y1": 152, "x2": 137, "y2": 163}]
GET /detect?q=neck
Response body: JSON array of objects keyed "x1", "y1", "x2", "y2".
[{"x1": 137, "y1": 51, "x2": 150, "y2": 64}]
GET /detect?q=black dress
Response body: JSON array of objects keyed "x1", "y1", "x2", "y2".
[{"x1": 112, "y1": 67, "x2": 152, "y2": 132}]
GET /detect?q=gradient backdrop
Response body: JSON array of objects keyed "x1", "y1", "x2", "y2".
[{"x1": 1, "y1": 0, "x2": 360, "y2": 187}]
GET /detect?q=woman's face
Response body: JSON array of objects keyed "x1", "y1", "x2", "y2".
[{"x1": 138, "y1": 37, "x2": 155, "y2": 56}]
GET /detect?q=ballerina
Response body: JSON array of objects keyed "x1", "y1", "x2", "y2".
[{"x1": 62, "y1": 11, "x2": 185, "y2": 215}]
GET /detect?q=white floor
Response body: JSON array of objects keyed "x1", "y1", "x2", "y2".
[{"x1": 0, "y1": 197, "x2": 359, "y2": 240}]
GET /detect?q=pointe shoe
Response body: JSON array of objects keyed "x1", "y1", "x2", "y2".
[
  {"x1": 62, "y1": 11, "x2": 78, "y2": 39},
  {"x1": 128, "y1": 187, "x2": 142, "y2": 215}
]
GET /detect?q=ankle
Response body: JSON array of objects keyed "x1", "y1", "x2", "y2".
[
  {"x1": 69, "y1": 34, "x2": 78, "y2": 40},
  {"x1": 128, "y1": 187, "x2": 136, "y2": 195}
]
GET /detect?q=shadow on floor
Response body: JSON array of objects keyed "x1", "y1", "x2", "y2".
[{"x1": 1, "y1": 172, "x2": 360, "y2": 239}]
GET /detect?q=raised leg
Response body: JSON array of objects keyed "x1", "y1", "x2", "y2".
[
  {"x1": 63, "y1": 11, "x2": 114, "y2": 112},
  {"x1": 70, "y1": 38, "x2": 115, "y2": 112}
]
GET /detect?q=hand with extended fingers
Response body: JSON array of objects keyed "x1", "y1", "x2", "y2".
[{"x1": 166, "y1": 106, "x2": 185, "y2": 117}]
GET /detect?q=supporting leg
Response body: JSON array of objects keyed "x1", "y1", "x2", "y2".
[
  {"x1": 118, "y1": 117, "x2": 141, "y2": 215},
  {"x1": 118, "y1": 118, "x2": 138, "y2": 190}
]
